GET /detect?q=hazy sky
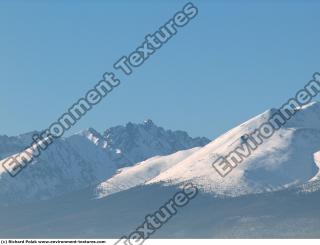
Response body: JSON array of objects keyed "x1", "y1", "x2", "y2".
[{"x1": 0, "y1": 0, "x2": 319, "y2": 139}]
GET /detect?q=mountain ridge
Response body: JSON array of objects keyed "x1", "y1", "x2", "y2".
[{"x1": 0, "y1": 120, "x2": 209, "y2": 204}]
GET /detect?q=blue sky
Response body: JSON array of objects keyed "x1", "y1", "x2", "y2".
[{"x1": 0, "y1": 0, "x2": 319, "y2": 139}]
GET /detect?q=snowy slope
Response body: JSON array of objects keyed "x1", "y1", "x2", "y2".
[
  {"x1": 147, "y1": 102, "x2": 320, "y2": 195},
  {"x1": 96, "y1": 147, "x2": 200, "y2": 198},
  {"x1": 297, "y1": 151, "x2": 320, "y2": 193}
]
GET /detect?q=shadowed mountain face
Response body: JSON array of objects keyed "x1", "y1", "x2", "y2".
[
  {"x1": 101, "y1": 119, "x2": 210, "y2": 167},
  {"x1": 0, "y1": 131, "x2": 38, "y2": 159}
]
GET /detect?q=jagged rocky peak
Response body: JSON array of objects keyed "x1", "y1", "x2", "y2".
[
  {"x1": 103, "y1": 119, "x2": 210, "y2": 148},
  {"x1": 81, "y1": 127, "x2": 102, "y2": 137},
  {"x1": 101, "y1": 119, "x2": 210, "y2": 167},
  {"x1": 74, "y1": 120, "x2": 210, "y2": 168},
  {"x1": 79, "y1": 127, "x2": 104, "y2": 145},
  {"x1": 143, "y1": 119, "x2": 155, "y2": 128}
]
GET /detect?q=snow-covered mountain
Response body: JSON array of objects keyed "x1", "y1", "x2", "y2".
[
  {"x1": 0, "y1": 136, "x2": 117, "y2": 204},
  {"x1": 96, "y1": 101, "x2": 320, "y2": 198},
  {"x1": 0, "y1": 120, "x2": 209, "y2": 204},
  {"x1": 1, "y1": 102, "x2": 320, "y2": 238},
  {"x1": 145, "y1": 102, "x2": 320, "y2": 195}
]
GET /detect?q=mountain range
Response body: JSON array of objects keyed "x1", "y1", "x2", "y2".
[
  {"x1": 0, "y1": 119, "x2": 209, "y2": 204},
  {"x1": 1, "y1": 102, "x2": 320, "y2": 238}
]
